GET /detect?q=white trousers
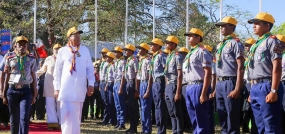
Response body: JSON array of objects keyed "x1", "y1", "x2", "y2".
[
  {"x1": 60, "y1": 101, "x2": 83, "y2": 134},
  {"x1": 46, "y1": 97, "x2": 60, "y2": 124}
]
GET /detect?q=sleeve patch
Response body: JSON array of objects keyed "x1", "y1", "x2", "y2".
[
  {"x1": 270, "y1": 35, "x2": 277, "y2": 39},
  {"x1": 273, "y1": 43, "x2": 284, "y2": 54},
  {"x1": 235, "y1": 38, "x2": 240, "y2": 42}
]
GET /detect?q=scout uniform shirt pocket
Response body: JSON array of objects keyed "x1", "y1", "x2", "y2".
[
  {"x1": 168, "y1": 57, "x2": 176, "y2": 72},
  {"x1": 190, "y1": 52, "x2": 200, "y2": 67},
  {"x1": 222, "y1": 45, "x2": 234, "y2": 60},
  {"x1": 256, "y1": 46, "x2": 267, "y2": 62}
]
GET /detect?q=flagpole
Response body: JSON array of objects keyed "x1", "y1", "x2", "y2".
[
  {"x1": 153, "y1": 0, "x2": 155, "y2": 39},
  {"x1": 219, "y1": 0, "x2": 223, "y2": 41},
  {"x1": 125, "y1": 0, "x2": 128, "y2": 46},
  {"x1": 259, "y1": 0, "x2": 262, "y2": 12},
  {"x1": 186, "y1": 0, "x2": 189, "y2": 49},
  {"x1": 95, "y1": 0, "x2": 98, "y2": 60},
  {"x1": 33, "y1": 0, "x2": 36, "y2": 43}
]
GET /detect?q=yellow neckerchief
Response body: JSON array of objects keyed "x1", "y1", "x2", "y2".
[{"x1": 16, "y1": 52, "x2": 27, "y2": 80}]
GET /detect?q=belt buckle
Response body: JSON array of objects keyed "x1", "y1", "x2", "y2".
[{"x1": 15, "y1": 84, "x2": 23, "y2": 89}]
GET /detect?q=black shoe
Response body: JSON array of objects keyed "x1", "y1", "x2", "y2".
[
  {"x1": 118, "y1": 125, "x2": 126, "y2": 130},
  {"x1": 125, "y1": 128, "x2": 131, "y2": 133},
  {"x1": 114, "y1": 124, "x2": 120, "y2": 128}
]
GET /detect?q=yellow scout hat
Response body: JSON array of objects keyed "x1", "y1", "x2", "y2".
[
  {"x1": 99, "y1": 48, "x2": 110, "y2": 53},
  {"x1": 244, "y1": 38, "x2": 256, "y2": 45},
  {"x1": 184, "y1": 28, "x2": 204, "y2": 38},
  {"x1": 248, "y1": 12, "x2": 275, "y2": 24},
  {"x1": 112, "y1": 46, "x2": 123, "y2": 53},
  {"x1": 53, "y1": 43, "x2": 62, "y2": 49},
  {"x1": 106, "y1": 52, "x2": 115, "y2": 59},
  {"x1": 164, "y1": 36, "x2": 179, "y2": 45},
  {"x1": 204, "y1": 45, "x2": 213, "y2": 52},
  {"x1": 148, "y1": 38, "x2": 164, "y2": 46},
  {"x1": 163, "y1": 49, "x2": 170, "y2": 54},
  {"x1": 16, "y1": 36, "x2": 28, "y2": 43},
  {"x1": 178, "y1": 47, "x2": 189, "y2": 53},
  {"x1": 277, "y1": 34, "x2": 285, "y2": 43},
  {"x1": 67, "y1": 26, "x2": 83, "y2": 37},
  {"x1": 136, "y1": 43, "x2": 150, "y2": 51},
  {"x1": 215, "y1": 16, "x2": 237, "y2": 26},
  {"x1": 122, "y1": 44, "x2": 136, "y2": 51}
]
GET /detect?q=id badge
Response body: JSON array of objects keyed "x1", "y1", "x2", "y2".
[{"x1": 13, "y1": 74, "x2": 21, "y2": 83}]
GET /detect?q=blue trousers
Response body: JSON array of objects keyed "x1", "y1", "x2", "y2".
[
  {"x1": 7, "y1": 87, "x2": 32, "y2": 134},
  {"x1": 165, "y1": 83, "x2": 183, "y2": 134},
  {"x1": 126, "y1": 80, "x2": 139, "y2": 130},
  {"x1": 251, "y1": 82, "x2": 283, "y2": 134},
  {"x1": 99, "y1": 82, "x2": 108, "y2": 123},
  {"x1": 113, "y1": 81, "x2": 126, "y2": 127},
  {"x1": 152, "y1": 79, "x2": 167, "y2": 134},
  {"x1": 208, "y1": 96, "x2": 215, "y2": 134},
  {"x1": 105, "y1": 82, "x2": 116, "y2": 125},
  {"x1": 181, "y1": 85, "x2": 191, "y2": 131},
  {"x1": 282, "y1": 82, "x2": 285, "y2": 134},
  {"x1": 139, "y1": 81, "x2": 152, "y2": 134},
  {"x1": 186, "y1": 84, "x2": 210, "y2": 134},
  {"x1": 216, "y1": 80, "x2": 240, "y2": 134}
]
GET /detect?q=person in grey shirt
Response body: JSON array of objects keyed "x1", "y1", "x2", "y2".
[
  {"x1": 247, "y1": 12, "x2": 284, "y2": 134},
  {"x1": 215, "y1": 16, "x2": 245, "y2": 134},
  {"x1": 164, "y1": 35, "x2": 183, "y2": 134},
  {"x1": 147, "y1": 38, "x2": 167, "y2": 134}
]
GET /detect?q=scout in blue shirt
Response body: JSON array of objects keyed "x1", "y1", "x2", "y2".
[
  {"x1": 184, "y1": 28, "x2": 212, "y2": 134},
  {"x1": 112, "y1": 46, "x2": 127, "y2": 130},
  {"x1": 215, "y1": 16, "x2": 245, "y2": 134},
  {"x1": 164, "y1": 36, "x2": 183, "y2": 134},
  {"x1": 147, "y1": 38, "x2": 167, "y2": 134},
  {"x1": 277, "y1": 34, "x2": 285, "y2": 134},
  {"x1": 247, "y1": 12, "x2": 284, "y2": 134},
  {"x1": 122, "y1": 44, "x2": 139, "y2": 133}
]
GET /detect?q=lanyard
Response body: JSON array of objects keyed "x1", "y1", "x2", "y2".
[
  {"x1": 184, "y1": 45, "x2": 200, "y2": 68},
  {"x1": 244, "y1": 33, "x2": 271, "y2": 69},
  {"x1": 216, "y1": 34, "x2": 235, "y2": 66},
  {"x1": 164, "y1": 50, "x2": 176, "y2": 74},
  {"x1": 17, "y1": 54, "x2": 27, "y2": 80},
  {"x1": 138, "y1": 55, "x2": 147, "y2": 74},
  {"x1": 125, "y1": 56, "x2": 133, "y2": 72}
]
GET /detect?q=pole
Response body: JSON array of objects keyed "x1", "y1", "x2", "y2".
[
  {"x1": 186, "y1": 0, "x2": 189, "y2": 49},
  {"x1": 33, "y1": 0, "x2": 36, "y2": 43},
  {"x1": 95, "y1": 0, "x2": 98, "y2": 60},
  {"x1": 259, "y1": 0, "x2": 262, "y2": 12},
  {"x1": 125, "y1": 0, "x2": 128, "y2": 46},
  {"x1": 219, "y1": 0, "x2": 223, "y2": 41},
  {"x1": 153, "y1": 0, "x2": 155, "y2": 39}
]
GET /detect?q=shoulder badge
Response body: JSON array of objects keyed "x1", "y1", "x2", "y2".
[
  {"x1": 160, "y1": 51, "x2": 163, "y2": 55},
  {"x1": 6, "y1": 55, "x2": 16, "y2": 59},
  {"x1": 235, "y1": 38, "x2": 240, "y2": 42},
  {"x1": 199, "y1": 46, "x2": 206, "y2": 51},
  {"x1": 27, "y1": 54, "x2": 35, "y2": 58},
  {"x1": 175, "y1": 51, "x2": 179, "y2": 55},
  {"x1": 132, "y1": 57, "x2": 136, "y2": 61},
  {"x1": 270, "y1": 35, "x2": 276, "y2": 39}
]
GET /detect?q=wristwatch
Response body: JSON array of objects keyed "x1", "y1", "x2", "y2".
[{"x1": 270, "y1": 89, "x2": 277, "y2": 93}]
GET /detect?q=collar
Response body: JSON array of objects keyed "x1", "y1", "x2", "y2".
[
  {"x1": 258, "y1": 32, "x2": 271, "y2": 40},
  {"x1": 224, "y1": 33, "x2": 236, "y2": 40}
]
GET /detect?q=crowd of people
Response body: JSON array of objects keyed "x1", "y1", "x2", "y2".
[{"x1": 0, "y1": 12, "x2": 285, "y2": 134}]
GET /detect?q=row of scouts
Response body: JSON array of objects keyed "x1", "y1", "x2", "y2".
[{"x1": 96, "y1": 12, "x2": 285, "y2": 134}]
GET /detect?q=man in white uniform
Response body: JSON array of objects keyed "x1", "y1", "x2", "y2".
[
  {"x1": 37, "y1": 44, "x2": 62, "y2": 130},
  {"x1": 53, "y1": 27, "x2": 95, "y2": 134}
]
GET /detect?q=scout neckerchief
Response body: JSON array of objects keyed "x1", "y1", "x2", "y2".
[
  {"x1": 138, "y1": 54, "x2": 148, "y2": 75},
  {"x1": 106, "y1": 61, "x2": 114, "y2": 79},
  {"x1": 184, "y1": 44, "x2": 201, "y2": 68},
  {"x1": 115, "y1": 56, "x2": 124, "y2": 71},
  {"x1": 125, "y1": 56, "x2": 134, "y2": 74},
  {"x1": 16, "y1": 53, "x2": 27, "y2": 80},
  {"x1": 67, "y1": 42, "x2": 80, "y2": 74},
  {"x1": 100, "y1": 59, "x2": 106, "y2": 70},
  {"x1": 216, "y1": 33, "x2": 236, "y2": 66},
  {"x1": 244, "y1": 32, "x2": 271, "y2": 69},
  {"x1": 164, "y1": 49, "x2": 177, "y2": 74},
  {"x1": 149, "y1": 50, "x2": 161, "y2": 73}
]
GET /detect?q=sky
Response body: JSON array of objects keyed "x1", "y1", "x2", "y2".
[{"x1": 226, "y1": 0, "x2": 285, "y2": 26}]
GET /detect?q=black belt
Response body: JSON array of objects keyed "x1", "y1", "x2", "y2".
[
  {"x1": 182, "y1": 83, "x2": 187, "y2": 86},
  {"x1": 155, "y1": 76, "x2": 164, "y2": 82},
  {"x1": 188, "y1": 80, "x2": 203, "y2": 85},
  {"x1": 253, "y1": 78, "x2": 271, "y2": 84},
  {"x1": 9, "y1": 84, "x2": 30, "y2": 89},
  {"x1": 141, "y1": 80, "x2": 148, "y2": 82},
  {"x1": 100, "y1": 80, "x2": 105, "y2": 82},
  {"x1": 217, "y1": 76, "x2": 237, "y2": 81}
]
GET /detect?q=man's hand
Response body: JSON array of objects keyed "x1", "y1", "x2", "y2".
[
  {"x1": 200, "y1": 94, "x2": 208, "y2": 104},
  {"x1": 143, "y1": 92, "x2": 150, "y2": 99},
  {"x1": 54, "y1": 90, "x2": 60, "y2": 99},
  {"x1": 3, "y1": 97, "x2": 8, "y2": 105},
  {"x1": 87, "y1": 86, "x2": 94, "y2": 96},
  {"x1": 118, "y1": 88, "x2": 123, "y2": 95},
  {"x1": 266, "y1": 92, "x2": 278, "y2": 103},
  {"x1": 31, "y1": 97, "x2": 36, "y2": 105},
  {"x1": 209, "y1": 93, "x2": 215, "y2": 100},
  {"x1": 227, "y1": 89, "x2": 240, "y2": 99},
  {"x1": 134, "y1": 90, "x2": 139, "y2": 99},
  {"x1": 174, "y1": 93, "x2": 181, "y2": 102},
  {"x1": 104, "y1": 86, "x2": 107, "y2": 92}
]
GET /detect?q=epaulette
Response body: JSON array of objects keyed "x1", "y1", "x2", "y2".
[
  {"x1": 6, "y1": 55, "x2": 16, "y2": 59},
  {"x1": 199, "y1": 46, "x2": 206, "y2": 50},
  {"x1": 160, "y1": 51, "x2": 163, "y2": 55},
  {"x1": 270, "y1": 35, "x2": 276, "y2": 39},
  {"x1": 27, "y1": 54, "x2": 35, "y2": 58},
  {"x1": 235, "y1": 38, "x2": 240, "y2": 42},
  {"x1": 132, "y1": 57, "x2": 136, "y2": 60}
]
